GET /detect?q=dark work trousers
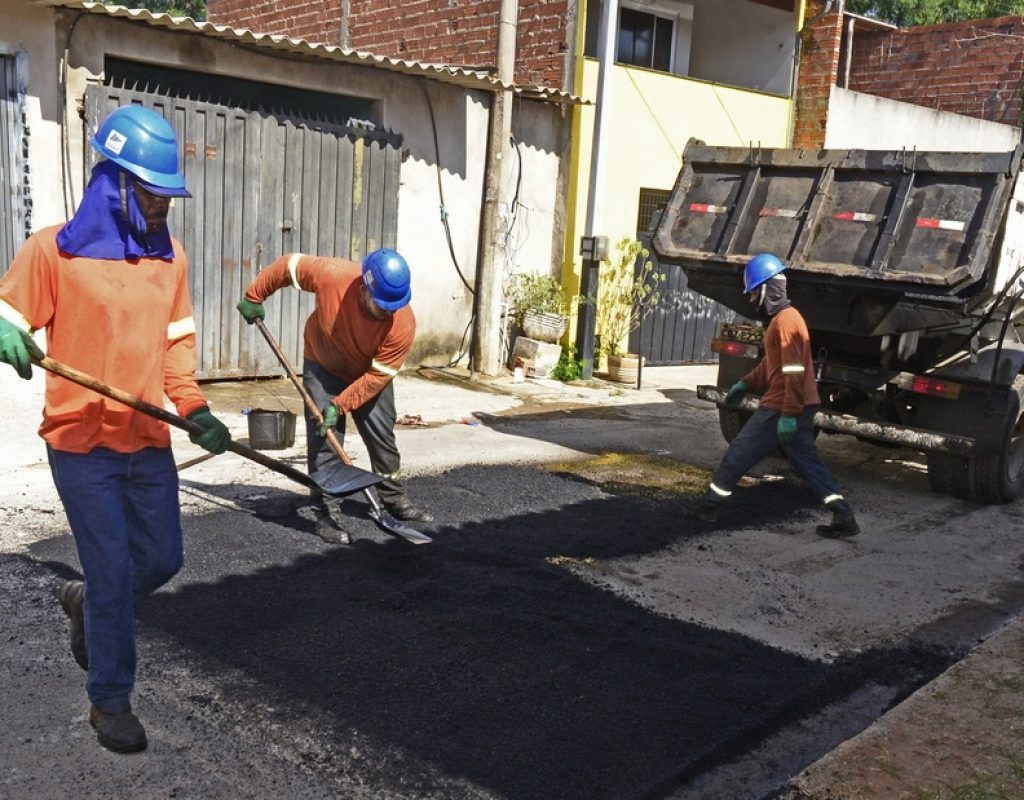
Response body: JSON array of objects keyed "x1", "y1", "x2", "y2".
[
  {"x1": 711, "y1": 405, "x2": 841, "y2": 502},
  {"x1": 47, "y1": 445, "x2": 183, "y2": 713},
  {"x1": 302, "y1": 358, "x2": 406, "y2": 515}
]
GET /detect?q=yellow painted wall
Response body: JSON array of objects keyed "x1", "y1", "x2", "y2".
[{"x1": 561, "y1": 62, "x2": 791, "y2": 351}]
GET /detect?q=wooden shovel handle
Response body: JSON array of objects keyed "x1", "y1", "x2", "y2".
[{"x1": 32, "y1": 352, "x2": 318, "y2": 490}]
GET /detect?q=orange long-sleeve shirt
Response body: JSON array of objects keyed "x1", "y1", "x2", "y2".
[
  {"x1": 245, "y1": 253, "x2": 415, "y2": 413},
  {"x1": 742, "y1": 306, "x2": 820, "y2": 417},
  {"x1": 0, "y1": 225, "x2": 207, "y2": 453}
]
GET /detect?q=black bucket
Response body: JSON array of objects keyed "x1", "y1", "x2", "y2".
[{"x1": 247, "y1": 409, "x2": 296, "y2": 450}]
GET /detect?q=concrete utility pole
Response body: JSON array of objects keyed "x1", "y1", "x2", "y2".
[
  {"x1": 472, "y1": 0, "x2": 517, "y2": 376},
  {"x1": 574, "y1": 0, "x2": 618, "y2": 378}
]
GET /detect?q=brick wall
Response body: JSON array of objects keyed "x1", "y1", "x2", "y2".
[
  {"x1": 848, "y1": 15, "x2": 1024, "y2": 127},
  {"x1": 208, "y1": 0, "x2": 343, "y2": 44},
  {"x1": 793, "y1": 0, "x2": 844, "y2": 150},
  {"x1": 208, "y1": 0, "x2": 572, "y2": 90}
]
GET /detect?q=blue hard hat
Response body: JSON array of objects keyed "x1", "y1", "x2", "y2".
[
  {"x1": 743, "y1": 253, "x2": 786, "y2": 293},
  {"x1": 361, "y1": 248, "x2": 412, "y2": 311},
  {"x1": 90, "y1": 105, "x2": 191, "y2": 197}
]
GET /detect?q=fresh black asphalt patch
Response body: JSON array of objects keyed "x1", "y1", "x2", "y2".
[{"x1": 9, "y1": 463, "x2": 957, "y2": 799}]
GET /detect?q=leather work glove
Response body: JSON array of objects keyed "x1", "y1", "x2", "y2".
[
  {"x1": 236, "y1": 298, "x2": 265, "y2": 325},
  {"x1": 318, "y1": 402, "x2": 340, "y2": 437},
  {"x1": 724, "y1": 380, "x2": 748, "y2": 406},
  {"x1": 186, "y1": 407, "x2": 231, "y2": 454},
  {"x1": 0, "y1": 317, "x2": 34, "y2": 380},
  {"x1": 777, "y1": 415, "x2": 798, "y2": 444}
]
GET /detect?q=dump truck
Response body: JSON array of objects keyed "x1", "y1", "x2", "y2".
[{"x1": 652, "y1": 139, "x2": 1024, "y2": 503}]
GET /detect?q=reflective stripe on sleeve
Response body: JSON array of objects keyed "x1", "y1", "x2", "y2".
[
  {"x1": 0, "y1": 299, "x2": 30, "y2": 331},
  {"x1": 370, "y1": 359, "x2": 400, "y2": 377},
  {"x1": 287, "y1": 253, "x2": 304, "y2": 289},
  {"x1": 823, "y1": 494, "x2": 843, "y2": 505},
  {"x1": 167, "y1": 316, "x2": 197, "y2": 340},
  {"x1": 709, "y1": 482, "x2": 732, "y2": 498},
  {"x1": 781, "y1": 364, "x2": 805, "y2": 374}
]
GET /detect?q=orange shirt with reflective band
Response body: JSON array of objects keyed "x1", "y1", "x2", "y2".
[
  {"x1": 245, "y1": 254, "x2": 415, "y2": 414},
  {"x1": 0, "y1": 226, "x2": 207, "y2": 453},
  {"x1": 742, "y1": 305, "x2": 820, "y2": 417}
]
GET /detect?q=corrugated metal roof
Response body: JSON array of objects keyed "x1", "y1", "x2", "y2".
[{"x1": 30, "y1": 0, "x2": 587, "y2": 104}]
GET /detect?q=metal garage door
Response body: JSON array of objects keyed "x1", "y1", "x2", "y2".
[
  {"x1": 85, "y1": 86, "x2": 403, "y2": 379},
  {"x1": 0, "y1": 55, "x2": 28, "y2": 274}
]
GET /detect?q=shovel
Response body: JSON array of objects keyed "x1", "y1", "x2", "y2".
[
  {"x1": 253, "y1": 318, "x2": 432, "y2": 546},
  {"x1": 27, "y1": 347, "x2": 384, "y2": 498}
]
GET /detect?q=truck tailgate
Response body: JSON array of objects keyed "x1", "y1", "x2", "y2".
[{"x1": 653, "y1": 141, "x2": 1024, "y2": 336}]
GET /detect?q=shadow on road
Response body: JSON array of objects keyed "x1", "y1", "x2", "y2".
[{"x1": 20, "y1": 460, "x2": 910, "y2": 799}]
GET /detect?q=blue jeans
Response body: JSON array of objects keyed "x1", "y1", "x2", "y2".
[
  {"x1": 303, "y1": 359, "x2": 405, "y2": 508},
  {"x1": 48, "y1": 446, "x2": 183, "y2": 712},
  {"x1": 711, "y1": 405, "x2": 840, "y2": 502}
]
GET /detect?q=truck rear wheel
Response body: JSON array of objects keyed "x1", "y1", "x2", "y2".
[
  {"x1": 968, "y1": 380, "x2": 1024, "y2": 504},
  {"x1": 927, "y1": 379, "x2": 1024, "y2": 503},
  {"x1": 718, "y1": 407, "x2": 751, "y2": 443},
  {"x1": 926, "y1": 453, "x2": 969, "y2": 498}
]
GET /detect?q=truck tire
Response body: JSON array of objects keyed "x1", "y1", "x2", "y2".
[
  {"x1": 718, "y1": 407, "x2": 751, "y2": 443},
  {"x1": 967, "y1": 380, "x2": 1024, "y2": 504},
  {"x1": 926, "y1": 453, "x2": 970, "y2": 498}
]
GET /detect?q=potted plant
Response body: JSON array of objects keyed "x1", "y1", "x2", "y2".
[
  {"x1": 506, "y1": 272, "x2": 571, "y2": 344},
  {"x1": 595, "y1": 237, "x2": 665, "y2": 383}
]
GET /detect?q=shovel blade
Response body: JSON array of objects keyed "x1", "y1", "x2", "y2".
[
  {"x1": 368, "y1": 507, "x2": 433, "y2": 545},
  {"x1": 311, "y1": 461, "x2": 385, "y2": 496}
]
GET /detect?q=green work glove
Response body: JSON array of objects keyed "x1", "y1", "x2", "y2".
[
  {"x1": 236, "y1": 297, "x2": 265, "y2": 325},
  {"x1": 186, "y1": 407, "x2": 231, "y2": 454},
  {"x1": 725, "y1": 380, "x2": 748, "y2": 406},
  {"x1": 777, "y1": 415, "x2": 798, "y2": 444},
  {"x1": 0, "y1": 317, "x2": 34, "y2": 380},
  {"x1": 319, "y1": 402, "x2": 340, "y2": 437}
]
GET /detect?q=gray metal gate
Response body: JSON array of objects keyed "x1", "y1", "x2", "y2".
[
  {"x1": 85, "y1": 86, "x2": 403, "y2": 378},
  {"x1": 630, "y1": 231, "x2": 739, "y2": 366},
  {"x1": 0, "y1": 55, "x2": 27, "y2": 274}
]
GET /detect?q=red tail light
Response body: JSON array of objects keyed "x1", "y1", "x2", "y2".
[
  {"x1": 712, "y1": 339, "x2": 759, "y2": 359},
  {"x1": 895, "y1": 374, "x2": 962, "y2": 399}
]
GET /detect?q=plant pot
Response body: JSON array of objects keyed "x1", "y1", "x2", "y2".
[
  {"x1": 607, "y1": 353, "x2": 641, "y2": 384},
  {"x1": 522, "y1": 311, "x2": 568, "y2": 344}
]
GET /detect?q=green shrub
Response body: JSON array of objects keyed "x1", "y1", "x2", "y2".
[{"x1": 551, "y1": 345, "x2": 585, "y2": 382}]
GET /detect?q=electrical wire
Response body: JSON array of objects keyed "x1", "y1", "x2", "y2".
[
  {"x1": 419, "y1": 81, "x2": 475, "y2": 296},
  {"x1": 60, "y1": 12, "x2": 88, "y2": 222},
  {"x1": 417, "y1": 81, "x2": 475, "y2": 369}
]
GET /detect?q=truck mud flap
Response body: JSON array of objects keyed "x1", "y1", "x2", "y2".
[{"x1": 697, "y1": 385, "x2": 976, "y2": 457}]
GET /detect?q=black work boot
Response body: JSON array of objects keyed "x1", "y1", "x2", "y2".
[
  {"x1": 817, "y1": 499, "x2": 860, "y2": 538},
  {"x1": 314, "y1": 509, "x2": 351, "y2": 545},
  {"x1": 686, "y1": 491, "x2": 721, "y2": 523},
  {"x1": 383, "y1": 498, "x2": 435, "y2": 524},
  {"x1": 57, "y1": 580, "x2": 88, "y2": 671},
  {"x1": 89, "y1": 706, "x2": 147, "y2": 754}
]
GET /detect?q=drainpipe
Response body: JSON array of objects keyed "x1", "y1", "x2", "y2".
[
  {"x1": 574, "y1": 0, "x2": 618, "y2": 378},
  {"x1": 471, "y1": 0, "x2": 518, "y2": 376}
]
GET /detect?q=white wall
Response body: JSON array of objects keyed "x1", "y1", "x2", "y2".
[
  {"x1": 825, "y1": 86, "x2": 1022, "y2": 152},
  {"x1": 1, "y1": 2, "x2": 66, "y2": 230},
  {"x1": 688, "y1": 0, "x2": 794, "y2": 95}
]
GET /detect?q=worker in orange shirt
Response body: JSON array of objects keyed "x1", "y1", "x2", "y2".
[
  {"x1": 689, "y1": 253, "x2": 859, "y2": 538},
  {"x1": 237, "y1": 248, "x2": 432, "y2": 544},
  {"x1": 0, "y1": 105, "x2": 231, "y2": 753}
]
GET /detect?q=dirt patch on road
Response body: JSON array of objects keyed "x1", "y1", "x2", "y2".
[{"x1": 545, "y1": 452, "x2": 711, "y2": 499}]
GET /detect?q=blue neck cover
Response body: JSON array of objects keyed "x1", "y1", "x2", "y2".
[{"x1": 56, "y1": 161, "x2": 174, "y2": 261}]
